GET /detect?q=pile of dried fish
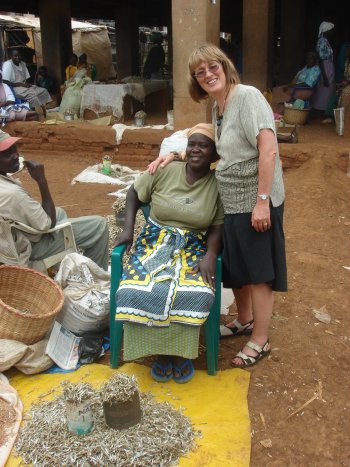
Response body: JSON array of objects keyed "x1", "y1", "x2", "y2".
[
  {"x1": 97, "y1": 164, "x2": 140, "y2": 183},
  {"x1": 100, "y1": 373, "x2": 138, "y2": 404},
  {"x1": 15, "y1": 377, "x2": 200, "y2": 467},
  {"x1": 61, "y1": 382, "x2": 95, "y2": 404},
  {"x1": 106, "y1": 197, "x2": 146, "y2": 261}
]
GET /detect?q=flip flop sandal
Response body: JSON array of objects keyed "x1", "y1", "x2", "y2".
[
  {"x1": 151, "y1": 361, "x2": 173, "y2": 382},
  {"x1": 220, "y1": 319, "x2": 254, "y2": 338},
  {"x1": 231, "y1": 340, "x2": 271, "y2": 368},
  {"x1": 173, "y1": 359, "x2": 195, "y2": 384}
]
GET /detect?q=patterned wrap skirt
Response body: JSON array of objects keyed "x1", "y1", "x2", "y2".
[{"x1": 116, "y1": 218, "x2": 214, "y2": 327}]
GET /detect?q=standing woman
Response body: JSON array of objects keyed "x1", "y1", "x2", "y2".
[
  {"x1": 311, "y1": 22, "x2": 336, "y2": 121},
  {"x1": 188, "y1": 44, "x2": 287, "y2": 367}
]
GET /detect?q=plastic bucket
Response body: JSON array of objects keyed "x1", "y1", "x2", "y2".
[
  {"x1": 66, "y1": 400, "x2": 94, "y2": 435},
  {"x1": 102, "y1": 156, "x2": 112, "y2": 174},
  {"x1": 333, "y1": 107, "x2": 345, "y2": 136},
  {"x1": 167, "y1": 110, "x2": 174, "y2": 129}
]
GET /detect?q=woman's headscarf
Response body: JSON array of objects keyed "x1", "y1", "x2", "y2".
[
  {"x1": 187, "y1": 123, "x2": 215, "y2": 142},
  {"x1": 318, "y1": 22, "x2": 334, "y2": 37}
]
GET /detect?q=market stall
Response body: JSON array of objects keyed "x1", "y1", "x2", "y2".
[{"x1": 80, "y1": 79, "x2": 169, "y2": 121}]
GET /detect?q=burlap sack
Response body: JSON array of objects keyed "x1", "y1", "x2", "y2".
[
  {"x1": 0, "y1": 339, "x2": 53, "y2": 374},
  {"x1": 0, "y1": 374, "x2": 23, "y2": 467}
]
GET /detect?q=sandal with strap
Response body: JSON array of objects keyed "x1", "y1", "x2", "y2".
[
  {"x1": 220, "y1": 319, "x2": 254, "y2": 338},
  {"x1": 173, "y1": 359, "x2": 195, "y2": 384},
  {"x1": 151, "y1": 361, "x2": 173, "y2": 382},
  {"x1": 231, "y1": 340, "x2": 271, "y2": 368}
]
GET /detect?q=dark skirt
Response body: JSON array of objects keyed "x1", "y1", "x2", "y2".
[{"x1": 222, "y1": 203, "x2": 287, "y2": 291}]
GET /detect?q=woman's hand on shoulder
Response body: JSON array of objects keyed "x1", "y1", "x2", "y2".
[
  {"x1": 147, "y1": 152, "x2": 176, "y2": 174},
  {"x1": 112, "y1": 230, "x2": 134, "y2": 253}
]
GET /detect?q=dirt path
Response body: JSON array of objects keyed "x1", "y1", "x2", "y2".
[{"x1": 18, "y1": 121, "x2": 350, "y2": 466}]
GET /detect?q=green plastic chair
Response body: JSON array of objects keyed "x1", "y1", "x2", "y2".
[{"x1": 109, "y1": 204, "x2": 222, "y2": 375}]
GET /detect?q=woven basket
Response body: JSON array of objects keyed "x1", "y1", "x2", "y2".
[
  {"x1": 283, "y1": 106, "x2": 311, "y2": 125},
  {"x1": 0, "y1": 265, "x2": 64, "y2": 344}
]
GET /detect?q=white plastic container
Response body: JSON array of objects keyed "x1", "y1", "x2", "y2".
[
  {"x1": 333, "y1": 107, "x2": 345, "y2": 136},
  {"x1": 167, "y1": 110, "x2": 174, "y2": 130},
  {"x1": 66, "y1": 400, "x2": 94, "y2": 435}
]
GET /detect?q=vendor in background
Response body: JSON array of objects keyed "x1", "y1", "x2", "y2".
[
  {"x1": 143, "y1": 34, "x2": 165, "y2": 80},
  {"x1": 73, "y1": 53, "x2": 97, "y2": 81},
  {"x1": 337, "y1": 43, "x2": 350, "y2": 109},
  {"x1": 272, "y1": 52, "x2": 321, "y2": 114},
  {"x1": 0, "y1": 71, "x2": 38, "y2": 123},
  {"x1": 1, "y1": 49, "x2": 52, "y2": 119},
  {"x1": 34, "y1": 66, "x2": 55, "y2": 95},
  {"x1": 65, "y1": 54, "x2": 78, "y2": 81},
  {"x1": 311, "y1": 21, "x2": 336, "y2": 122}
]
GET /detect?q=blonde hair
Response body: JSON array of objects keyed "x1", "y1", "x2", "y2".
[{"x1": 188, "y1": 43, "x2": 241, "y2": 102}]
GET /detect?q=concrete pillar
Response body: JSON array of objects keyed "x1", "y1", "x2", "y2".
[
  {"x1": 115, "y1": 5, "x2": 139, "y2": 79},
  {"x1": 279, "y1": 0, "x2": 306, "y2": 84},
  {"x1": 172, "y1": 0, "x2": 220, "y2": 129},
  {"x1": 242, "y1": 0, "x2": 274, "y2": 91},
  {"x1": 167, "y1": 19, "x2": 173, "y2": 109},
  {"x1": 39, "y1": 0, "x2": 73, "y2": 93}
]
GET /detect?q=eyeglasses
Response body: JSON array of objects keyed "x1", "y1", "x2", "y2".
[{"x1": 193, "y1": 62, "x2": 221, "y2": 79}]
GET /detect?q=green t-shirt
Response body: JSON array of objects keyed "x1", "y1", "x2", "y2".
[{"x1": 134, "y1": 162, "x2": 224, "y2": 232}]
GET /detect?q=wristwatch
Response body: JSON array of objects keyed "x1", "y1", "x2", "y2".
[{"x1": 257, "y1": 194, "x2": 270, "y2": 201}]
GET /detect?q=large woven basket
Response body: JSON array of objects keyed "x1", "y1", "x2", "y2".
[
  {"x1": 283, "y1": 106, "x2": 311, "y2": 125},
  {"x1": 0, "y1": 265, "x2": 64, "y2": 344}
]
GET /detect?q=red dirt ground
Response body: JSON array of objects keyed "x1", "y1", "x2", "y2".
[{"x1": 17, "y1": 120, "x2": 350, "y2": 466}]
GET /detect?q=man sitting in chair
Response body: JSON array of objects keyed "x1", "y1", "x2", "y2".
[
  {"x1": 0, "y1": 130, "x2": 109, "y2": 270},
  {"x1": 2, "y1": 49, "x2": 52, "y2": 119}
]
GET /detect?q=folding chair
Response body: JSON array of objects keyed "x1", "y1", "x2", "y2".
[
  {"x1": 109, "y1": 205, "x2": 221, "y2": 375},
  {"x1": 0, "y1": 218, "x2": 77, "y2": 270},
  {"x1": 9, "y1": 86, "x2": 28, "y2": 105}
]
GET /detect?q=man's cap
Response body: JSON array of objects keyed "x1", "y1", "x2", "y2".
[{"x1": 0, "y1": 130, "x2": 21, "y2": 152}]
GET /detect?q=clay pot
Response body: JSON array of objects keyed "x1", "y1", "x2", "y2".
[{"x1": 103, "y1": 391, "x2": 142, "y2": 429}]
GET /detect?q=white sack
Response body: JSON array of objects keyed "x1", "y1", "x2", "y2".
[
  {"x1": 55, "y1": 253, "x2": 110, "y2": 334},
  {"x1": 159, "y1": 128, "x2": 189, "y2": 156}
]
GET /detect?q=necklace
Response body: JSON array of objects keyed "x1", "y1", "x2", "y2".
[{"x1": 216, "y1": 86, "x2": 231, "y2": 139}]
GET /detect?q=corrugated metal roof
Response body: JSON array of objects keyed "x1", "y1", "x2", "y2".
[{"x1": 0, "y1": 13, "x2": 105, "y2": 31}]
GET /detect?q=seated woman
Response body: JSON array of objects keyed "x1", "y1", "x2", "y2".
[
  {"x1": 34, "y1": 66, "x2": 55, "y2": 94},
  {"x1": 272, "y1": 52, "x2": 321, "y2": 114},
  {"x1": 71, "y1": 54, "x2": 96, "y2": 81},
  {"x1": 65, "y1": 54, "x2": 78, "y2": 81},
  {"x1": 337, "y1": 43, "x2": 350, "y2": 109},
  {"x1": 2, "y1": 49, "x2": 52, "y2": 119},
  {"x1": 114, "y1": 123, "x2": 224, "y2": 383},
  {"x1": 0, "y1": 71, "x2": 38, "y2": 123}
]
